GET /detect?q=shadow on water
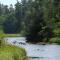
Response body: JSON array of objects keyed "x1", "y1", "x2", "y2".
[{"x1": 29, "y1": 57, "x2": 50, "y2": 60}]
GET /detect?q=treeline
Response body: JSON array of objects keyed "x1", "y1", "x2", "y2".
[{"x1": 0, "y1": 0, "x2": 60, "y2": 43}]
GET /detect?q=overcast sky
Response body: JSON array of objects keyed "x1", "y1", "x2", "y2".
[{"x1": 0, "y1": 0, "x2": 21, "y2": 7}]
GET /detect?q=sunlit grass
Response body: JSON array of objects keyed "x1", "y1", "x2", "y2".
[
  {"x1": 0, "y1": 33, "x2": 22, "y2": 38},
  {"x1": 0, "y1": 31, "x2": 28, "y2": 60},
  {"x1": 0, "y1": 44, "x2": 27, "y2": 60}
]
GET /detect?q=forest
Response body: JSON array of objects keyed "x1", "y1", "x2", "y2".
[{"x1": 0, "y1": 0, "x2": 60, "y2": 43}]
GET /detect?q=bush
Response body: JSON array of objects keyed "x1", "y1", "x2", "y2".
[
  {"x1": 0, "y1": 34, "x2": 6, "y2": 47},
  {"x1": 0, "y1": 45, "x2": 27, "y2": 60},
  {"x1": 49, "y1": 37, "x2": 60, "y2": 44},
  {"x1": 53, "y1": 28, "x2": 60, "y2": 37}
]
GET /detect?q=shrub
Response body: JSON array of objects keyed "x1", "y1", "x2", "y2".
[
  {"x1": 0, "y1": 34, "x2": 6, "y2": 47},
  {"x1": 53, "y1": 28, "x2": 60, "y2": 37},
  {"x1": 49, "y1": 37, "x2": 60, "y2": 44}
]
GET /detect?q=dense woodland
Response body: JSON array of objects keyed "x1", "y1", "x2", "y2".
[{"x1": 0, "y1": 0, "x2": 60, "y2": 43}]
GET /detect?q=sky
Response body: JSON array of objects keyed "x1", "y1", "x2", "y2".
[{"x1": 0, "y1": 0, "x2": 21, "y2": 7}]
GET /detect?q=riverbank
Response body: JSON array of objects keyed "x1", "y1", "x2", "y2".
[
  {"x1": 1, "y1": 33, "x2": 60, "y2": 45},
  {"x1": 26, "y1": 37, "x2": 60, "y2": 45},
  {"x1": 0, "y1": 34, "x2": 22, "y2": 37},
  {"x1": 0, "y1": 30, "x2": 60, "y2": 45},
  {"x1": 0, "y1": 40, "x2": 27, "y2": 60},
  {"x1": 27, "y1": 41, "x2": 60, "y2": 45}
]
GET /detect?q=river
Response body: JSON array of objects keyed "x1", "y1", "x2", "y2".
[{"x1": 4, "y1": 37, "x2": 60, "y2": 60}]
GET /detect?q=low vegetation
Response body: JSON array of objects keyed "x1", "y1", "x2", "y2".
[
  {"x1": 0, "y1": 33, "x2": 22, "y2": 38},
  {"x1": 49, "y1": 37, "x2": 60, "y2": 44},
  {"x1": 0, "y1": 45, "x2": 27, "y2": 60},
  {"x1": 0, "y1": 40, "x2": 27, "y2": 60}
]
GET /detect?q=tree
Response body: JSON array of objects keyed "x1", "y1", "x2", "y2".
[
  {"x1": 3, "y1": 5, "x2": 9, "y2": 15},
  {"x1": 15, "y1": 1, "x2": 22, "y2": 33},
  {"x1": 3, "y1": 13, "x2": 18, "y2": 33},
  {"x1": 26, "y1": 0, "x2": 46, "y2": 43},
  {"x1": 0, "y1": 3, "x2": 2, "y2": 16}
]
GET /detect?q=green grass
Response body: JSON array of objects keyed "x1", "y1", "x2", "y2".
[
  {"x1": 0, "y1": 32, "x2": 28, "y2": 60},
  {"x1": 0, "y1": 34, "x2": 22, "y2": 38},
  {"x1": 5, "y1": 34, "x2": 21, "y2": 37},
  {"x1": 0, "y1": 41, "x2": 27, "y2": 60}
]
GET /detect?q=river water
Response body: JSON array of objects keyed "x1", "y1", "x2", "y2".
[{"x1": 4, "y1": 37, "x2": 60, "y2": 60}]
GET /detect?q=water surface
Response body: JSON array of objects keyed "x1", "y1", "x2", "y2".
[{"x1": 4, "y1": 37, "x2": 60, "y2": 60}]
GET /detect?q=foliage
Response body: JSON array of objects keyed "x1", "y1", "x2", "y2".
[
  {"x1": 49, "y1": 37, "x2": 60, "y2": 44},
  {"x1": 53, "y1": 28, "x2": 60, "y2": 37},
  {"x1": 15, "y1": 1, "x2": 22, "y2": 32},
  {"x1": 0, "y1": 45, "x2": 27, "y2": 60},
  {"x1": 0, "y1": 0, "x2": 60, "y2": 43},
  {"x1": 25, "y1": 0, "x2": 53, "y2": 42},
  {"x1": 0, "y1": 33, "x2": 6, "y2": 46},
  {"x1": 3, "y1": 13, "x2": 18, "y2": 33}
]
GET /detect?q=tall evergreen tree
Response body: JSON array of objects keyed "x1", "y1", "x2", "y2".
[
  {"x1": 15, "y1": 1, "x2": 22, "y2": 33},
  {"x1": 26, "y1": 0, "x2": 46, "y2": 42},
  {"x1": 3, "y1": 13, "x2": 17, "y2": 33}
]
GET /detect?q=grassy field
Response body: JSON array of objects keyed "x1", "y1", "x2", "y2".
[{"x1": 0, "y1": 40, "x2": 27, "y2": 60}]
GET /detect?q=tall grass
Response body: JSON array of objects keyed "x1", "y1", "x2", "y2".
[
  {"x1": 0, "y1": 45, "x2": 27, "y2": 60},
  {"x1": 0, "y1": 34, "x2": 27, "y2": 60}
]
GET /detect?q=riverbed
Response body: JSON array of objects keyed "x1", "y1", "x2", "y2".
[{"x1": 4, "y1": 37, "x2": 60, "y2": 60}]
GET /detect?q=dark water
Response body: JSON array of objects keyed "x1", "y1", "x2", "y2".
[{"x1": 4, "y1": 37, "x2": 60, "y2": 60}]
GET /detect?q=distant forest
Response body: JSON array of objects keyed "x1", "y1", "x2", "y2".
[{"x1": 0, "y1": 0, "x2": 60, "y2": 43}]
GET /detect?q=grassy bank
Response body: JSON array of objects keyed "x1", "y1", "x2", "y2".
[
  {"x1": 0, "y1": 40, "x2": 27, "y2": 60},
  {"x1": 0, "y1": 34, "x2": 22, "y2": 37}
]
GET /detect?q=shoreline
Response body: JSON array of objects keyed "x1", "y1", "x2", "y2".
[{"x1": 27, "y1": 42, "x2": 59, "y2": 45}]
